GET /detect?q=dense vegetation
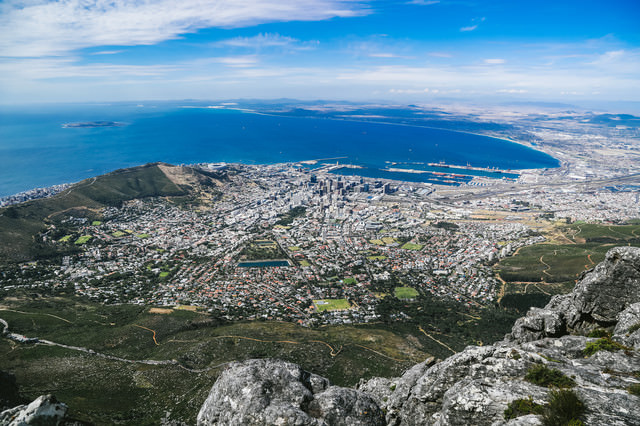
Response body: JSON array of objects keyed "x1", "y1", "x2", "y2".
[
  {"x1": 275, "y1": 206, "x2": 307, "y2": 226},
  {"x1": 0, "y1": 294, "x2": 429, "y2": 424},
  {"x1": 238, "y1": 239, "x2": 288, "y2": 261},
  {"x1": 375, "y1": 293, "x2": 520, "y2": 356}
]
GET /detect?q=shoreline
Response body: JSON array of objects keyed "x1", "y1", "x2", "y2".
[
  {"x1": 0, "y1": 106, "x2": 562, "y2": 199},
  {"x1": 232, "y1": 107, "x2": 560, "y2": 170}
]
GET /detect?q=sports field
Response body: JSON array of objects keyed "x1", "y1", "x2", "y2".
[
  {"x1": 394, "y1": 287, "x2": 419, "y2": 299},
  {"x1": 314, "y1": 299, "x2": 351, "y2": 311},
  {"x1": 401, "y1": 242, "x2": 423, "y2": 250},
  {"x1": 74, "y1": 235, "x2": 92, "y2": 245}
]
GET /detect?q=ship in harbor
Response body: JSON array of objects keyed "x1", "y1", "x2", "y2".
[{"x1": 427, "y1": 161, "x2": 509, "y2": 174}]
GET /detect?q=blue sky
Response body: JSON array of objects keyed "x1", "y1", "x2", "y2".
[{"x1": 1, "y1": 0, "x2": 639, "y2": 104}]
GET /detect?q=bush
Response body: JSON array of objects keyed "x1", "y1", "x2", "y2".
[
  {"x1": 629, "y1": 383, "x2": 640, "y2": 396},
  {"x1": 541, "y1": 389, "x2": 585, "y2": 426},
  {"x1": 504, "y1": 397, "x2": 544, "y2": 419},
  {"x1": 525, "y1": 364, "x2": 575, "y2": 388},
  {"x1": 587, "y1": 328, "x2": 610, "y2": 338},
  {"x1": 628, "y1": 322, "x2": 640, "y2": 334},
  {"x1": 583, "y1": 337, "x2": 628, "y2": 357}
]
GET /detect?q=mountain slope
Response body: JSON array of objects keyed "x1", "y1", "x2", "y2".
[{"x1": 0, "y1": 163, "x2": 219, "y2": 262}]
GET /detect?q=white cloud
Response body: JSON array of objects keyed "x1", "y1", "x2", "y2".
[
  {"x1": 91, "y1": 50, "x2": 123, "y2": 55},
  {"x1": 212, "y1": 33, "x2": 316, "y2": 50},
  {"x1": 497, "y1": 89, "x2": 527, "y2": 93},
  {"x1": 460, "y1": 16, "x2": 484, "y2": 32},
  {"x1": 588, "y1": 49, "x2": 640, "y2": 74},
  {"x1": 0, "y1": 0, "x2": 369, "y2": 57},
  {"x1": 370, "y1": 53, "x2": 398, "y2": 58},
  {"x1": 460, "y1": 25, "x2": 477, "y2": 32},
  {"x1": 406, "y1": 0, "x2": 440, "y2": 5},
  {"x1": 429, "y1": 52, "x2": 452, "y2": 58},
  {"x1": 2, "y1": 37, "x2": 640, "y2": 103},
  {"x1": 213, "y1": 55, "x2": 259, "y2": 67},
  {"x1": 389, "y1": 88, "x2": 430, "y2": 94},
  {"x1": 483, "y1": 58, "x2": 505, "y2": 64},
  {"x1": 369, "y1": 52, "x2": 414, "y2": 59}
]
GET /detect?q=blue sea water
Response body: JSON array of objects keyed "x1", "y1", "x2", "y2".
[{"x1": 0, "y1": 103, "x2": 559, "y2": 197}]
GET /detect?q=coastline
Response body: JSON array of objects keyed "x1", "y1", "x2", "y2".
[
  {"x1": 234, "y1": 108, "x2": 560, "y2": 171},
  {"x1": 0, "y1": 105, "x2": 561, "y2": 198}
]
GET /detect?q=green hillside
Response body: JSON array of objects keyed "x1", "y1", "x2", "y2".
[{"x1": 0, "y1": 163, "x2": 205, "y2": 263}]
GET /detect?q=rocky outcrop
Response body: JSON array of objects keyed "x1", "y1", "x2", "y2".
[
  {"x1": 197, "y1": 359, "x2": 385, "y2": 426},
  {"x1": 507, "y1": 246, "x2": 640, "y2": 343},
  {"x1": 198, "y1": 247, "x2": 640, "y2": 425},
  {"x1": 0, "y1": 394, "x2": 67, "y2": 426}
]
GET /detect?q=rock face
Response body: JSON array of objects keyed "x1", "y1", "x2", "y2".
[
  {"x1": 0, "y1": 394, "x2": 67, "y2": 426},
  {"x1": 198, "y1": 247, "x2": 640, "y2": 425},
  {"x1": 508, "y1": 246, "x2": 640, "y2": 343},
  {"x1": 197, "y1": 359, "x2": 385, "y2": 426}
]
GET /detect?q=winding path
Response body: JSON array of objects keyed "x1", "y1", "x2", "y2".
[
  {"x1": 418, "y1": 325, "x2": 456, "y2": 354},
  {"x1": 133, "y1": 324, "x2": 160, "y2": 346},
  {"x1": 2, "y1": 315, "x2": 408, "y2": 374}
]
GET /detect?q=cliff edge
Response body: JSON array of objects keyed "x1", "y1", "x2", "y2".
[{"x1": 197, "y1": 247, "x2": 640, "y2": 425}]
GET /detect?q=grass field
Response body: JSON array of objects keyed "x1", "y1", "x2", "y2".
[
  {"x1": 343, "y1": 278, "x2": 357, "y2": 285},
  {"x1": 74, "y1": 235, "x2": 92, "y2": 245},
  {"x1": 298, "y1": 260, "x2": 311, "y2": 267},
  {"x1": 58, "y1": 235, "x2": 72, "y2": 242},
  {"x1": 91, "y1": 221, "x2": 102, "y2": 226},
  {"x1": 159, "y1": 271, "x2": 169, "y2": 278},
  {"x1": 394, "y1": 287, "x2": 419, "y2": 299},
  {"x1": 369, "y1": 239, "x2": 385, "y2": 246},
  {"x1": 367, "y1": 255, "x2": 387, "y2": 260},
  {"x1": 136, "y1": 233, "x2": 150, "y2": 239},
  {"x1": 314, "y1": 299, "x2": 351, "y2": 311},
  {"x1": 112, "y1": 231, "x2": 126, "y2": 237},
  {"x1": 401, "y1": 242, "x2": 423, "y2": 250},
  {"x1": 288, "y1": 246, "x2": 301, "y2": 251}
]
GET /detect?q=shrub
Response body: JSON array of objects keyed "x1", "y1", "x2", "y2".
[
  {"x1": 629, "y1": 383, "x2": 640, "y2": 396},
  {"x1": 583, "y1": 337, "x2": 629, "y2": 357},
  {"x1": 628, "y1": 322, "x2": 640, "y2": 334},
  {"x1": 541, "y1": 389, "x2": 585, "y2": 426},
  {"x1": 504, "y1": 396, "x2": 544, "y2": 419},
  {"x1": 587, "y1": 328, "x2": 610, "y2": 338},
  {"x1": 525, "y1": 364, "x2": 576, "y2": 388}
]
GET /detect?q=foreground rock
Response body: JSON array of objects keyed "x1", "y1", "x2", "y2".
[
  {"x1": 198, "y1": 247, "x2": 640, "y2": 425},
  {"x1": 0, "y1": 394, "x2": 67, "y2": 426},
  {"x1": 197, "y1": 359, "x2": 385, "y2": 426}
]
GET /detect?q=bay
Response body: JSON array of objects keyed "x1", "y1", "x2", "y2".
[{"x1": 0, "y1": 103, "x2": 559, "y2": 197}]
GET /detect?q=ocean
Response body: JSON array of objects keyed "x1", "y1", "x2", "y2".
[{"x1": 0, "y1": 103, "x2": 559, "y2": 197}]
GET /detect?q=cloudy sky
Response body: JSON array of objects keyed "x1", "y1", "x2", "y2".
[{"x1": 1, "y1": 0, "x2": 639, "y2": 104}]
